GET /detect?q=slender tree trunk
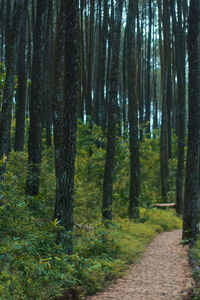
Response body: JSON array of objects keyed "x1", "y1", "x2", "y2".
[
  {"x1": 79, "y1": 0, "x2": 86, "y2": 121},
  {"x1": 26, "y1": 0, "x2": 48, "y2": 196},
  {"x1": 159, "y1": 0, "x2": 171, "y2": 202},
  {"x1": 0, "y1": 0, "x2": 24, "y2": 161},
  {"x1": 100, "y1": 0, "x2": 108, "y2": 128},
  {"x1": 94, "y1": 0, "x2": 102, "y2": 126},
  {"x1": 183, "y1": 0, "x2": 200, "y2": 242},
  {"x1": 0, "y1": 0, "x2": 5, "y2": 62},
  {"x1": 122, "y1": 27, "x2": 128, "y2": 136},
  {"x1": 53, "y1": 0, "x2": 80, "y2": 254},
  {"x1": 85, "y1": 0, "x2": 94, "y2": 120},
  {"x1": 102, "y1": 0, "x2": 123, "y2": 220},
  {"x1": 170, "y1": 0, "x2": 186, "y2": 214},
  {"x1": 137, "y1": 12, "x2": 144, "y2": 141},
  {"x1": 127, "y1": 0, "x2": 140, "y2": 219},
  {"x1": 44, "y1": 0, "x2": 53, "y2": 147},
  {"x1": 145, "y1": 0, "x2": 152, "y2": 136},
  {"x1": 14, "y1": 1, "x2": 28, "y2": 152}
]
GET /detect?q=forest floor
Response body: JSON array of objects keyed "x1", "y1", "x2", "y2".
[{"x1": 85, "y1": 230, "x2": 194, "y2": 300}]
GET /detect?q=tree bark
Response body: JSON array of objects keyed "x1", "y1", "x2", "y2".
[
  {"x1": 26, "y1": 0, "x2": 48, "y2": 196},
  {"x1": 53, "y1": 0, "x2": 80, "y2": 254},
  {"x1": 170, "y1": 0, "x2": 186, "y2": 214},
  {"x1": 0, "y1": 0, "x2": 24, "y2": 161},
  {"x1": 183, "y1": 0, "x2": 200, "y2": 242},
  {"x1": 14, "y1": 1, "x2": 28, "y2": 152},
  {"x1": 159, "y1": 0, "x2": 171, "y2": 202},
  {"x1": 126, "y1": 0, "x2": 140, "y2": 219},
  {"x1": 145, "y1": 0, "x2": 152, "y2": 136},
  {"x1": 102, "y1": 0, "x2": 123, "y2": 220}
]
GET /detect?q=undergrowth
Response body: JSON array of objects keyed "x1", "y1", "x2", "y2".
[
  {"x1": 0, "y1": 206, "x2": 181, "y2": 299},
  {"x1": 0, "y1": 124, "x2": 181, "y2": 299},
  {"x1": 189, "y1": 238, "x2": 200, "y2": 299}
]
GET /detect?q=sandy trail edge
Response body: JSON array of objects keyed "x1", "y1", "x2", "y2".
[{"x1": 85, "y1": 229, "x2": 194, "y2": 300}]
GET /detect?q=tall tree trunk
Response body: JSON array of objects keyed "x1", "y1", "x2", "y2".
[
  {"x1": 100, "y1": 0, "x2": 108, "y2": 128},
  {"x1": 145, "y1": 0, "x2": 152, "y2": 136},
  {"x1": 183, "y1": 0, "x2": 200, "y2": 242},
  {"x1": 44, "y1": 0, "x2": 53, "y2": 147},
  {"x1": 122, "y1": 26, "x2": 128, "y2": 136},
  {"x1": 53, "y1": 0, "x2": 80, "y2": 254},
  {"x1": 137, "y1": 11, "x2": 144, "y2": 141},
  {"x1": 170, "y1": 0, "x2": 186, "y2": 214},
  {"x1": 14, "y1": 1, "x2": 28, "y2": 152},
  {"x1": 79, "y1": 0, "x2": 86, "y2": 122},
  {"x1": 159, "y1": 0, "x2": 170, "y2": 202},
  {"x1": 127, "y1": 0, "x2": 140, "y2": 219},
  {"x1": 0, "y1": 0, "x2": 5, "y2": 62},
  {"x1": 102, "y1": 0, "x2": 123, "y2": 220},
  {"x1": 26, "y1": 0, "x2": 48, "y2": 196},
  {"x1": 0, "y1": 0, "x2": 24, "y2": 162},
  {"x1": 85, "y1": 0, "x2": 94, "y2": 120},
  {"x1": 94, "y1": 0, "x2": 102, "y2": 126}
]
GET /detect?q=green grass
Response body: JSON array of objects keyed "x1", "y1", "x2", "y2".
[
  {"x1": 189, "y1": 238, "x2": 200, "y2": 299},
  {"x1": 0, "y1": 139, "x2": 182, "y2": 299},
  {"x1": 71, "y1": 211, "x2": 182, "y2": 297},
  {"x1": 0, "y1": 209, "x2": 182, "y2": 300}
]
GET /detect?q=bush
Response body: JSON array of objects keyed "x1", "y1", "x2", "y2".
[
  {"x1": 189, "y1": 238, "x2": 200, "y2": 299},
  {"x1": 0, "y1": 126, "x2": 182, "y2": 299},
  {"x1": 0, "y1": 207, "x2": 181, "y2": 299},
  {"x1": 140, "y1": 208, "x2": 182, "y2": 231}
]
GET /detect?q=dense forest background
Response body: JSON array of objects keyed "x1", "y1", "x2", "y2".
[{"x1": 0, "y1": 0, "x2": 200, "y2": 299}]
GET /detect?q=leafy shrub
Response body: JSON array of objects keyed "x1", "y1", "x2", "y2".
[
  {"x1": 189, "y1": 238, "x2": 200, "y2": 299},
  {"x1": 0, "y1": 125, "x2": 182, "y2": 299},
  {"x1": 140, "y1": 208, "x2": 182, "y2": 231}
]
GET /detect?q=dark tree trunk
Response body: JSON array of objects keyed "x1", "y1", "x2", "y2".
[
  {"x1": 79, "y1": 0, "x2": 86, "y2": 122},
  {"x1": 145, "y1": 0, "x2": 152, "y2": 136},
  {"x1": 85, "y1": 0, "x2": 94, "y2": 120},
  {"x1": 170, "y1": 0, "x2": 186, "y2": 214},
  {"x1": 53, "y1": 0, "x2": 80, "y2": 254},
  {"x1": 0, "y1": 0, "x2": 24, "y2": 161},
  {"x1": 183, "y1": 0, "x2": 200, "y2": 242},
  {"x1": 0, "y1": 0, "x2": 5, "y2": 62},
  {"x1": 100, "y1": 0, "x2": 109, "y2": 128},
  {"x1": 127, "y1": 0, "x2": 140, "y2": 219},
  {"x1": 26, "y1": 0, "x2": 48, "y2": 196},
  {"x1": 122, "y1": 26, "x2": 128, "y2": 135},
  {"x1": 159, "y1": 0, "x2": 171, "y2": 202},
  {"x1": 44, "y1": 0, "x2": 53, "y2": 147},
  {"x1": 94, "y1": 0, "x2": 102, "y2": 126},
  {"x1": 102, "y1": 0, "x2": 123, "y2": 220},
  {"x1": 4, "y1": 0, "x2": 11, "y2": 67},
  {"x1": 14, "y1": 1, "x2": 28, "y2": 152},
  {"x1": 137, "y1": 12, "x2": 144, "y2": 141}
]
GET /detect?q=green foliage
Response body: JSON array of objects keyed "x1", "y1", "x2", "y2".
[
  {"x1": 140, "y1": 136, "x2": 162, "y2": 206},
  {"x1": 140, "y1": 208, "x2": 182, "y2": 231},
  {"x1": 0, "y1": 124, "x2": 182, "y2": 299},
  {"x1": 0, "y1": 62, "x2": 5, "y2": 108},
  {"x1": 0, "y1": 178, "x2": 181, "y2": 299},
  {"x1": 189, "y1": 238, "x2": 200, "y2": 299},
  {"x1": 0, "y1": 63, "x2": 5, "y2": 92}
]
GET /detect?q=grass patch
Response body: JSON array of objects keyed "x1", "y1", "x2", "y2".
[
  {"x1": 140, "y1": 208, "x2": 182, "y2": 231},
  {"x1": 0, "y1": 210, "x2": 181, "y2": 300},
  {"x1": 189, "y1": 238, "x2": 200, "y2": 299},
  {"x1": 0, "y1": 145, "x2": 182, "y2": 299}
]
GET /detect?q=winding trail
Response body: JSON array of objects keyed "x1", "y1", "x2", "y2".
[{"x1": 85, "y1": 230, "x2": 194, "y2": 300}]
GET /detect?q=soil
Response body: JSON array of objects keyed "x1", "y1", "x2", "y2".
[{"x1": 85, "y1": 230, "x2": 194, "y2": 300}]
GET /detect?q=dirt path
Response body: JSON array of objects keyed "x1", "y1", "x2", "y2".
[{"x1": 85, "y1": 230, "x2": 194, "y2": 300}]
